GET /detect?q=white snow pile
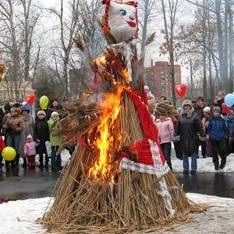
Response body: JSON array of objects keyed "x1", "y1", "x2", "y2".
[
  {"x1": 172, "y1": 154, "x2": 234, "y2": 173},
  {"x1": 1, "y1": 194, "x2": 234, "y2": 234}
]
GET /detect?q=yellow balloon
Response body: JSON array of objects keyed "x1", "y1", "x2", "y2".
[
  {"x1": 39, "y1": 95, "x2": 49, "y2": 110},
  {"x1": 2, "y1": 147, "x2": 16, "y2": 161}
]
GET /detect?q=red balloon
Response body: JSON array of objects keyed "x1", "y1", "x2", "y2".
[
  {"x1": 221, "y1": 103, "x2": 229, "y2": 114},
  {"x1": 25, "y1": 94, "x2": 36, "y2": 105},
  {"x1": 175, "y1": 84, "x2": 187, "y2": 98}
]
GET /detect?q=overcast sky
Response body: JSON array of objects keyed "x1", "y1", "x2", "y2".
[{"x1": 37, "y1": 0, "x2": 196, "y2": 81}]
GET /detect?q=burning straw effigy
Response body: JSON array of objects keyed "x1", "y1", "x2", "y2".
[{"x1": 42, "y1": 1, "x2": 203, "y2": 233}]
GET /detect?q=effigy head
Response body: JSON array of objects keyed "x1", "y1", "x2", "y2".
[{"x1": 102, "y1": 0, "x2": 138, "y2": 43}]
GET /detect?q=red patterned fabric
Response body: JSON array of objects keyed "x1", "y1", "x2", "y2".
[
  {"x1": 126, "y1": 88, "x2": 166, "y2": 165},
  {"x1": 130, "y1": 138, "x2": 154, "y2": 165},
  {"x1": 127, "y1": 88, "x2": 158, "y2": 141}
]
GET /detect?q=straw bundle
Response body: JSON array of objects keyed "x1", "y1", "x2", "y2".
[
  {"x1": 42, "y1": 93, "x2": 200, "y2": 234},
  {"x1": 154, "y1": 101, "x2": 178, "y2": 118}
]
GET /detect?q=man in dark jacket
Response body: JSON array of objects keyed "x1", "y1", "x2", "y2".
[
  {"x1": 194, "y1": 97, "x2": 205, "y2": 120},
  {"x1": 176, "y1": 99, "x2": 203, "y2": 175},
  {"x1": 208, "y1": 106, "x2": 228, "y2": 170}
]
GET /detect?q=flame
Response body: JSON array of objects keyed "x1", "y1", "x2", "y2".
[
  {"x1": 95, "y1": 56, "x2": 106, "y2": 68},
  {"x1": 88, "y1": 85, "x2": 123, "y2": 182}
]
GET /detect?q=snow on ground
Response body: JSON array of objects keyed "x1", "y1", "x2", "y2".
[
  {"x1": 0, "y1": 197, "x2": 51, "y2": 234},
  {"x1": 172, "y1": 154, "x2": 234, "y2": 173},
  {"x1": 59, "y1": 149, "x2": 234, "y2": 174},
  {"x1": 1, "y1": 194, "x2": 234, "y2": 234}
]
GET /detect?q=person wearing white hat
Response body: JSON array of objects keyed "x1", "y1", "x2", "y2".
[
  {"x1": 48, "y1": 112, "x2": 62, "y2": 171},
  {"x1": 24, "y1": 134, "x2": 37, "y2": 169},
  {"x1": 35, "y1": 110, "x2": 50, "y2": 168},
  {"x1": 176, "y1": 99, "x2": 203, "y2": 175}
]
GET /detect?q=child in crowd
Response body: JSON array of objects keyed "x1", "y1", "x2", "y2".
[
  {"x1": 208, "y1": 106, "x2": 228, "y2": 170},
  {"x1": 156, "y1": 115, "x2": 174, "y2": 170},
  {"x1": 34, "y1": 110, "x2": 50, "y2": 168},
  {"x1": 24, "y1": 134, "x2": 37, "y2": 169},
  {"x1": 48, "y1": 112, "x2": 62, "y2": 172},
  {"x1": 201, "y1": 106, "x2": 211, "y2": 158},
  {"x1": 226, "y1": 106, "x2": 234, "y2": 154},
  {"x1": 2, "y1": 106, "x2": 23, "y2": 169},
  {"x1": 0, "y1": 135, "x2": 5, "y2": 172}
]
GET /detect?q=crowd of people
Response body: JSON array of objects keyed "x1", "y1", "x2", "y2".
[
  {"x1": 0, "y1": 90, "x2": 233, "y2": 177},
  {"x1": 150, "y1": 91, "x2": 234, "y2": 175},
  {"x1": 0, "y1": 100, "x2": 64, "y2": 173}
]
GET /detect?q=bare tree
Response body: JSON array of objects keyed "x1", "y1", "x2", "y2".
[
  {"x1": 0, "y1": 0, "x2": 41, "y2": 101},
  {"x1": 161, "y1": 0, "x2": 179, "y2": 106},
  {"x1": 139, "y1": 0, "x2": 156, "y2": 63},
  {"x1": 48, "y1": 0, "x2": 104, "y2": 98},
  {"x1": 48, "y1": 0, "x2": 80, "y2": 98}
]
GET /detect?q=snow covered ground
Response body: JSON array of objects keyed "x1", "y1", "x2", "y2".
[
  {"x1": 172, "y1": 154, "x2": 234, "y2": 173},
  {"x1": 1, "y1": 194, "x2": 234, "y2": 234}
]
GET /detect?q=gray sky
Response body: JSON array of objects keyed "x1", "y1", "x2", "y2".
[{"x1": 37, "y1": 0, "x2": 196, "y2": 81}]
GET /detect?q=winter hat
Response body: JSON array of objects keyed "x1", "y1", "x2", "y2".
[
  {"x1": 203, "y1": 106, "x2": 211, "y2": 113},
  {"x1": 21, "y1": 104, "x2": 30, "y2": 112},
  {"x1": 4, "y1": 103, "x2": 11, "y2": 112},
  {"x1": 51, "y1": 111, "x2": 59, "y2": 118},
  {"x1": 213, "y1": 106, "x2": 221, "y2": 113},
  {"x1": 10, "y1": 106, "x2": 21, "y2": 115},
  {"x1": 144, "y1": 85, "x2": 150, "y2": 91},
  {"x1": 27, "y1": 134, "x2": 33, "y2": 140},
  {"x1": 182, "y1": 99, "x2": 193, "y2": 108},
  {"x1": 37, "y1": 110, "x2": 46, "y2": 117}
]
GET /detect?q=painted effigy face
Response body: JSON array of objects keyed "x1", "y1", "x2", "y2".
[{"x1": 108, "y1": 2, "x2": 137, "y2": 43}]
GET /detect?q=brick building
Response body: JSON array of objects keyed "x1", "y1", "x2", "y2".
[{"x1": 144, "y1": 61, "x2": 181, "y2": 100}]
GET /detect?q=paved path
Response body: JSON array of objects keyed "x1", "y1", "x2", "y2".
[{"x1": 1, "y1": 167, "x2": 234, "y2": 201}]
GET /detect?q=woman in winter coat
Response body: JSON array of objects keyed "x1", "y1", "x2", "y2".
[
  {"x1": 34, "y1": 110, "x2": 50, "y2": 168},
  {"x1": 48, "y1": 112, "x2": 62, "y2": 172},
  {"x1": 156, "y1": 116, "x2": 174, "y2": 170},
  {"x1": 176, "y1": 99, "x2": 203, "y2": 175},
  {"x1": 20, "y1": 105, "x2": 34, "y2": 168},
  {"x1": 2, "y1": 107, "x2": 23, "y2": 169}
]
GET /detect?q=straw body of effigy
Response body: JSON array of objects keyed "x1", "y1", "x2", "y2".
[{"x1": 42, "y1": 94, "x2": 200, "y2": 234}]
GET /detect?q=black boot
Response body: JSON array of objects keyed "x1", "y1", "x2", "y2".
[
  {"x1": 23, "y1": 158, "x2": 27, "y2": 169},
  {"x1": 214, "y1": 161, "x2": 219, "y2": 171},
  {"x1": 183, "y1": 170, "x2": 189, "y2": 175},
  {"x1": 39, "y1": 154, "x2": 43, "y2": 168},
  {"x1": 220, "y1": 158, "x2": 226, "y2": 169},
  {"x1": 5, "y1": 161, "x2": 10, "y2": 171},
  {"x1": 190, "y1": 170, "x2": 197, "y2": 176}
]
